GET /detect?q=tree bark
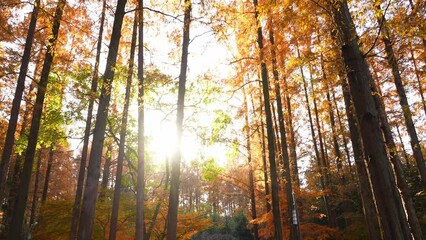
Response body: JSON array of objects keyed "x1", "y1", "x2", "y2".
[
  {"x1": 136, "y1": 0, "x2": 146, "y2": 239},
  {"x1": 0, "y1": 0, "x2": 40, "y2": 206},
  {"x1": 77, "y1": 0, "x2": 127, "y2": 237},
  {"x1": 269, "y1": 22, "x2": 298, "y2": 240},
  {"x1": 341, "y1": 74, "x2": 380, "y2": 240},
  {"x1": 252, "y1": 95, "x2": 271, "y2": 212},
  {"x1": 370, "y1": 65, "x2": 424, "y2": 240},
  {"x1": 242, "y1": 85, "x2": 258, "y2": 240},
  {"x1": 375, "y1": 3, "x2": 426, "y2": 192},
  {"x1": 408, "y1": 42, "x2": 426, "y2": 116},
  {"x1": 166, "y1": 0, "x2": 191, "y2": 238},
  {"x1": 29, "y1": 149, "x2": 42, "y2": 229},
  {"x1": 69, "y1": 0, "x2": 106, "y2": 238},
  {"x1": 9, "y1": 0, "x2": 66, "y2": 238},
  {"x1": 252, "y1": 0, "x2": 283, "y2": 237},
  {"x1": 330, "y1": 0, "x2": 411, "y2": 238},
  {"x1": 109, "y1": 11, "x2": 137, "y2": 240},
  {"x1": 41, "y1": 145, "x2": 54, "y2": 203}
]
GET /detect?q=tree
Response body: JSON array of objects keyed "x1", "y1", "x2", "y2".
[
  {"x1": 328, "y1": 0, "x2": 411, "y2": 238},
  {"x1": 69, "y1": 0, "x2": 106, "y2": 238},
  {"x1": 0, "y1": 0, "x2": 40, "y2": 206},
  {"x1": 109, "y1": 10, "x2": 138, "y2": 240},
  {"x1": 77, "y1": 0, "x2": 128, "y2": 237},
  {"x1": 166, "y1": 0, "x2": 191, "y2": 237},
  {"x1": 9, "y1": 0, "x2": 66, "y2": 238}
]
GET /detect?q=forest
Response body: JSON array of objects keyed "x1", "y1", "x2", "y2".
[{"x1": 0, "y1": 0, "x2": 425, "y2": 239}]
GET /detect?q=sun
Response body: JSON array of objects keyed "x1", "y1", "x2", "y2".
[{"x1": 145, "y1": 110, "x2": 201, "y2": 166}]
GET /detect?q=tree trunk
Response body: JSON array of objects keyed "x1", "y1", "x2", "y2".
[
  {"x1": 77, "y1": 0, "x2": 127, "y2": 237},
  {"x1": 69, "y1": 0, "x2": 106, "y2": 238},
  {"x1": 0, "y1": 0, "x2": 40, "y2": 206},
  {"x1": 341, "y1": 74, "x2": 380, "y2": 240},
  {"x1": 166, "y1": 0, "x2": 191, "y2": 238},
  {"x1": 375, "y1": 3, "x2": 426, "y2": 192},
  {"x1": 8, "y1": 0, "x2": 66, "y2": 238},
  {"x1": 3, "y1": 64, "x2": 39, "y2": 232},
  {"x1": 370, "y1": 65, "x2": 424, "y2": 240},
  {"x1": 269, "y1": 22, "x2": 298, "y2": 240},
  {"x1": 395, "y1": 125, "x2": 410, "y2": 166},
  {"x1": 242, "y1": 85, "x2": 258, "y2": 240},
  {"x1": 109, "y1": 11, "x2": 137, "y2": 240},
  {"x1": 330, "y1": 1, "x2": 411, "y2": 238},
  {"x1": 99, "y1": 145, "x2": 112, "y2": 199},
  {"x1": 408, "y1": 42, "x2": 426, "y2": 116},
  {"x1": 41, "y1": 145, "x2": 54, "y2": 203},
  {"x1": 299, "y1": 51, "x2": 333, "y2": 228},
  {"x1": 252, "y1": 0, "x2": 283, "y2": 237},
  {"x1": 136, "y1": 0, "x2": 146, "y2": 239},
  {"x1": 29, "y1": 149, "x2": 42, "y2": 229},
  {"x1": 282, "y1": 76, "x2": 300, "y2": 187},
  {"x1": 252, "y1": 95, "x2": 271, "y2": 212}
]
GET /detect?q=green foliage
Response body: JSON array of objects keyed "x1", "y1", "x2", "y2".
[
  {"x1": 200, "y1": 158, "x2": 224, "y2": 182},
  {"x1": 210, "y1": 110, "x2": 231, "y2": 143}
]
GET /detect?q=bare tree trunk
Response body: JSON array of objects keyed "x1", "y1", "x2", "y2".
[
  {"x1": 370, "y1": 66, "x2": 424, "y2": 240},
  {"x1": 77, "y1": 0, "x2": 127, "y2": 237},
  {"x1": 252, "y1": 95, "x2": 271, "y2": 212},
  {"x1": 69, "y1": 0, "x2": 106, "y2": 238},
  {"x1": 41, "y1": 145, "x2": 54, "y2": 203},
  {"x1": 99, "y1": 145, "x2": 112, "y2": 199},
  {"x1": 242, "y1": 85, "x2": 258, "y2": 240},
  {"x1": 9, "y1": 0, "x2": 66, "y2": 238},
  {"x1": 269, "y1": 21, "x2": 298, "y2": 240},
  {"x1": 109, "y1": 11, "x2": 137, "y2": 240},
  {"x1": 330, "y1": 1, "x2": 411, "y2": 238},
  {"x1": 299, "y1": 51, "x2": 334, "y2": 228},
  {"x1": 341, "y1": 74, "x2": 380, "y2": 240},
  {"x1": 0, "y1": 0, "x2": 40, "y2": 206},
  {"x1": 395, "y1": 125, "x2": 410, "y2": 166},
  {"x1": 166, "y1": 0, "x2": 191, "y2": 238},
  {"x1": 282, "y1": 76, "x2": 300, "y2": 187},
  {"x1": 29, "y1": 150, "x2": 42, "y2": 229},
  {"x1": 252, "y1": 0, "x2": 283, "y2": 237},
  {"x1": 375, "y1": 3, "x2": 426, "y2": 192},
  {"x1": 408, "y1": 42, "x2": 426, "y2": 116},
  {"x1": 136, "y1": 0, "x2": 146, "y2": 239}
]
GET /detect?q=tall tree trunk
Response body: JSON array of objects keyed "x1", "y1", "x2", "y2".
[
  {"x1": 341, "y1": 75, "x2": 380, "y2": 240},
  {"x1": 242, "y1": 85, "x2": 258, "y2": 240},
  {"x1": 408, "y1": 42, "x2": 426, "y2": 116},
  {"x1": 99, "y1": 145, "x2": 112, "y2": 199},
  {"x1": 147, "y1": 158, "x2": 169, "y2": 240},
  {"x1": 0, "y1": 0, "x2": 40, "y2": 206},
  {"x1": 8, "y1": 0, "x2": 66, "y2": 238},
  {"x1": 29, "y1": 150, "x2": 42, "y2": 229},
  {"x1": 3, "y1": 64, "x2": 39, "y2": 232},
  {"x1": 331, "y1": 91, "x2": 352, "y2": 170},
  {"x1": 77, "y1": 0, "x2": 127, "y2": 237},
  {"x1": 370, "y1": 66, "x2": 424, "y2": 240},
  {"x1": 330, "y1": 1, "x2": 411, "y2": 238},
  {"x1": 69, "y1": 0, "x2": 106, "y2": 238},
  {"x1": 395, "y1": 125, "x2": 410, "y2": 166},
  {"x1": 109, "y1": 11, "x2": 137, "y2": 240},
  {"x1": 282, "y1": 76, "x2": 300, "y2": 187},
  {"x1": 375, "y1": 2, "x2": 426, "y2": 193},
  {"x1": 136, "y1": 0, "x2": 146, "y2": 238},
  {"x1": 252, "y1": 95, "x2": 271, "y2": 212},
  {"x1": 41, "y1": 145, "x2": 54, "y2": 203},
  {"x1": 166, "y1": 0, "x2": 191, "y2": 238},
  {"x1": 268, "y1": 22, "x2": 298, "y2": 240},
  {"x1": 299, "y1": 54, "x2": 334, "y2": 227},
  {"x1": 252, "y1": 0, "x2": 283, "y2": 237}
]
